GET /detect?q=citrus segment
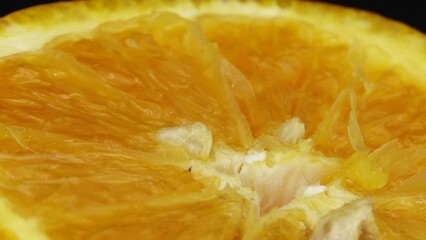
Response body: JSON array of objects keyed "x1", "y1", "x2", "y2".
[
  {"x1": 0, "y1": 128, "x2": 248, "y2": 239},
  {"x1": 199, "y1": 14, "x2": 426, "y2": 157},
  {"x1": 199, "y1": 15, "x2": 356, "y2": 142},
  {"x1": 48, "y1": 13, "x2": 252, "y2": 148}
]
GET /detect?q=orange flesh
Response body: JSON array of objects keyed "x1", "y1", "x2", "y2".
[
  {"x1": 199, "y1": 15, "x2": 426, "y2": 157},
  {"x1": 0, "y1": 12, "x2": 426, "y2": 239}
]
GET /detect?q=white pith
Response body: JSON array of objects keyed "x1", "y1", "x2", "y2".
[{"x1": 156, "y1": 120, "x2": 379, "y2": 238}]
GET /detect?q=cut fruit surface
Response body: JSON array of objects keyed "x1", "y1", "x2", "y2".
[{"x1": 0, "y1": 0, "x2": 426, "y2": 239}]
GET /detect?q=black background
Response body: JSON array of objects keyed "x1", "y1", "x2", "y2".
[{"x1": 1, "y1": 1, "x2": 425, "y2": 33}]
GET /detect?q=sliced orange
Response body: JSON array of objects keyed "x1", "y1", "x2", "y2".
[{"x1": 0, "y1": 0, "x2": 426, "y2": 239}]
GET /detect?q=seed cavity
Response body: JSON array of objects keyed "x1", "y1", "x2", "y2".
[
  {"x1": 244, "y1": 150, "x2": 267, "y2": 164},
  {"x1": 157, "y1": 122, "x2": 212, "y2": 158},
  {"x1": 301, "y1": 185, "x2": 328, "y2": 197},
  {"x1": 276, "y1": 117, "x2": 305, "y2": 144},
  {"x1": 311, "y1": 198, "x2": 380, "y2": 240}
]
